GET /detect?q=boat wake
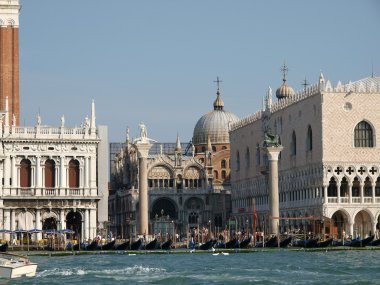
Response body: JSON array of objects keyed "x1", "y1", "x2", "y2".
[{"x1": 36, "y1": 265, "x2": 166, "y2": 278}]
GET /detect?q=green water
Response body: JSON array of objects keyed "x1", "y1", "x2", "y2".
[{"x1": 4, "y1": 250, "x2": 380, "y2": 285}]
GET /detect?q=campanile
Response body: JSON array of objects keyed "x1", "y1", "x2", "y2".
[{"x1": 0, "y1": 0, "x2": 20, "y2": 125}]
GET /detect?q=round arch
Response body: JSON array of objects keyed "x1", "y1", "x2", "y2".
[{"x1": 150, "y1": 197, "x2": 178, "y2": 220}]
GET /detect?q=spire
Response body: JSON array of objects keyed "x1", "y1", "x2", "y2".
[
  {"x1": 213, "y1": 76, "x2": 224, "y2": 110},
  {"x1": 175, "y1": 133, "x2": 181, "y2": 152},
  {"x1": 319, "y1": 71, "x2": 325, "y2": 91},
  {"x1": 90, "y1": 99, "x2": 96, "y2": 131}
]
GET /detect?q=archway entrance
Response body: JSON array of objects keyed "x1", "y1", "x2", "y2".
[
  {"x1": 151, "y1": 198, "x2": 177, "y2": 238},
  {"x1": 43, "y1": 217, "x2": 57, "y2": 231},
  {"x1": 331, "y1": 210, "x2": 349, "y2": 239},
  {"x1": 354, "y1": 210, "x2": 372, "y2": 239},
  {"x1": 66, "y1": 211, "x2": 82, "y2": 240}
]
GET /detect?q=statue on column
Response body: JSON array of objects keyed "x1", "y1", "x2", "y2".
[
  {"x1": 139, "y1": 122, "x2": 147, "y2": 142},
  {"x1": 263, "y1": 132, "x2": 281, "y2": 147}
]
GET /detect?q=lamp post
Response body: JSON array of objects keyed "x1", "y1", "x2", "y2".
[
  {"x1": 208, "y1": 220, "x2": 211, "y2": 240},
  {"x1": 246, "y1": 219, "x2": 249, "y2": 238}
]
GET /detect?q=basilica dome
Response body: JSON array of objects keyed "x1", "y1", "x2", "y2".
[
  {"x1": 276, "y1": 81, "x2": 294, "y2": 99},
  {"x1": 192, "y1": 91, "x2": 239, "y2": 146}
]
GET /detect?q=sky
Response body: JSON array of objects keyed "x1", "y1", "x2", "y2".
[{"x1": 19, "y1": 0, "x2": 380, "y2": 143}]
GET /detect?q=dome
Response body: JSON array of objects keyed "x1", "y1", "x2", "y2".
[
  {"x1": 276, "y1": 82, "x2": 295, "y2": 99},
  {"x1": 193, "y1": 91, "x2": 239, "y2": 146}
]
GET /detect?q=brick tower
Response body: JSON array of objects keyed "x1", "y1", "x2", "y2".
[{"x1": 0, "y1": 0, "x2": 20, "y2": 125}]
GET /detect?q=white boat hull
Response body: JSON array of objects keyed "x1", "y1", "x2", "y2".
[{"x1": 0, "y1": 263, "x2": 37, "y2": 278}]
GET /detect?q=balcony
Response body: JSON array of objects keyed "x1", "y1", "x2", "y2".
[{"x1": 2, "y1": 187, "x2": 99, "y2": 199}]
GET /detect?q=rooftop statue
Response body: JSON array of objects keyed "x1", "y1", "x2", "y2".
[
  {"x1": 263, "y1": 132, "x2": 281, "y2": 147},
  {"x1": 139, "y1": 122, "x2": 147, "y2": 142}
]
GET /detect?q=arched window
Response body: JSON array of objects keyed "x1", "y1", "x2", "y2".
[
  {"x1": 245, "y1": 147, "x2": 250, "y2": 168},
  {"x1": 45, "y1": 159, "x2": 56, "y2": 188},
  {"x1": 256, "y1": 144, "x2": 260, "y2": 166},
  {"x1": 236, "y1": 151, "x2": 240, "y2": 171},
  {"x1": 212, "y1": 146, "x2": 216, "y2": 152},
  {"x1": 221, "y1": 160, "x2": 226, "y2": 168},
  {"x1": 291, "y1": 131, "x2": 297, "y2": 155},
  {"x1": 20, "y1": 159, "x2": 31, "y2": 187},
  {"x1": 214, "y1": 170, "x2": 219, "y2": 179},
  {"x1": 69, "y1": 159, "x2": 80, "y2": 188},
  {"x1": 354, "y1": 121, "x2": 374, "y2": 147},
  {"x1": 221, "y1": 170, "x2": 226, "y2": 179},
  {"x1": 306, "y1": 125, "x2": 313, "y2": 151}
]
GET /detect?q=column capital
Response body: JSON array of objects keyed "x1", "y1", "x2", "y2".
[
  {"x1": 136, "y1": 142, "x2": 152, "y2": 158},
  {"x1": 262, "y1": 146, "x2": 284, "y2": 161}
]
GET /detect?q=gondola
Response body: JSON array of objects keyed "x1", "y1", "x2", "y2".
[
  {"x1": 225, "y1": 238, "x2": 239, "y2": 249},
  {"x1": 0, "y1": 243, "x2": 8, "y2": 252},
  {"x1": 316, "y1": 238, "x2": 333, "y2": 248},
  {"x1": 130, "y1": 239, "x2": 143, "y2": 250},
  {"x1": 100, "y1": 240, "x2": 116, "y2": 250},
  {"x1": 86, "y1": 240, "x2": 99, "y2": 250},
  {"x1": 369, "y1": 238, "x2": 380, "y2": 246},
  {"x1": 293, "y1": 238, "x2": 319, "y2": 248},
  {"x1": 160, "y1": 239, "x2": 173, "y2": 250},
  {"x1": 197, "y1": 239, "x2": 214, "y2": 250},
  {"x1": 145, "y1": 239, "x2": 159, "y2": 250},
  {"x1": 349, "y1": 235, "x2": 374, "y2": 248},
  {"x1": 239, "y1": 236, "x2": 252, "y2": 248},
  {"x1": 115, "y1": 241, "x2": 130, "y2": 250},
  {"x1": 265, "y1": 236, "x2": 278, "y2": 247}
]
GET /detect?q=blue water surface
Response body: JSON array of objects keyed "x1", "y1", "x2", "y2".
[{"x1": 3, "y1": 250, "x2": 380, "y2": 285}]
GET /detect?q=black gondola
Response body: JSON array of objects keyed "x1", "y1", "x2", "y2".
[
  {"x1": 101, "y1": 240, "x2": 116, "y2": 250},
  {"x1": 86, "y1": 240, "x2": 99, "y2": 250},
  {"x1": 161, "y1": 239, "x2": 173, "y2": 250},
  {"x1": 369, "y1": 238, "x2": 380, "y2": 246},
  {"x1": 279, "y1": 236, "x2": 292, "y2": 248},
  {"x1": 130, "y1": 239, "x2": 143, "y2": 250},
  {"x1": 350, "y1": 235, "x2": 374, "y2": 248},
  {"x1": 115, "y1": 241, "x2": 130, "y2": 250},
  {"x1": 316, "y1": 238, "x2": 333, "y2": 248},
  {"x1": 0, "y1": 242, "x2": 8, "y2": 252},
  {"x1": 265, "y1": 236, "x2": 278, "y2": 247},
  {"x1": 225, "y1": 238, "x2": 239, "y2": 249},
  {"x1": 145, "y1": 239, "x2": 159, "y2": 250},
  {"x1": 239, "y1": 237, "x2": 252, "y2": 248},
  {"x1": 293, "y1": 238, "x2": 319, "y2": 248},
  {"x1": 197, "y1": 239, "x2": 214, "y2": 250}
]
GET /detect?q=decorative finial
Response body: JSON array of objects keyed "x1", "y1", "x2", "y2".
[
  {"x1": 213, "y1": 76, "x2": 225, "y2": 110},
  {"x1": 280, "y1": 62, "x2": 289, "y2": 83}
]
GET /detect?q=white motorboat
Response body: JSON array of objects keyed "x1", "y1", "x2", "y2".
[{"x1": 0, "y1": 253, "x2": 37, "y2": 278}]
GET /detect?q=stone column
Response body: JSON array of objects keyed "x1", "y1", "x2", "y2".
[
  {"x1": 60, "y1": 156, "x2": 66, "y2": 189},
  {"x1": 11, "y1": 156, "x2": 16, "y2": 189},
  {"x1": 323, "y1": 185, "x2": 328, "y2": 204},
  {"x1": 337, "y1": 182, "x2": 341, "y2": 204},
  {"x1": 84, "y1": 209, "x2": 89, "y2": 241},
  {"x1": 36, "y1": 209, "x2": 42, "y2": 240},
  {"x1": 360, "y1": 183, "x2": 364, "y2": 204},
  {"x1": 349, "y1": 222, "x2": 354, "y2": 238},
  {"x1": 84, "y1": 156, "x2": 89, "y2": 189},
  {"x1": 136, "y1": 141, "x2": 152, "y2": 236},
  {"x1": 90, "y1": 208, "x2": 97, "y2": 239},
  {"x1": 348, "y1": 183, "x2": 352, "y2": 204},
  {"x1": 372, "y1": 183, "x2": 376, "y2": 203},
  {"x1": 10, "y1": 209, "x2": 15, "y2": 231},
  {"x1": 4, "y1": 209, "x2": 10, "y2": 241},
  {"x1": 371, "y1": 220, "x2": 376, "y2": 237},
  {"x1": 263, "y1": 146, "x2": 283, "y2": 236},
  {"x1": 60, "y1": 210, "x2": 65, "y2": 230}
]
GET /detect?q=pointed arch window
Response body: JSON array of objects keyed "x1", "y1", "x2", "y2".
[
  {"x1": 69, "y1": 159, "x2": 80, "y2": 188},
  {"x1": 236, "y1": 151, "x2": 240, "y2": 171},
  {"x1": 45, "y1": 159, "x2": 56, "y2": 188},
  {"x1": 291, "y1": 131, "x2": 297, "y2": 155},
  {"x1": 245, "y1": 147, "x2": 250, "y2": 168},
  {"x1": 354, "y1": 121, "x2": 374, "y2": 147},
  {"x1": 306, "y1": 125, "x2": 313, "y2": 151},
  {"x1": 20, "y1": 159, "x2": 32, "y2": 187}
]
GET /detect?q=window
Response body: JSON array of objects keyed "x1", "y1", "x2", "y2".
[
  {"x1": 221, "y1": 170, "x2": 226, "y2": 179},
  {"x1": 291, "y1": 131, "x2": 297, "y2": 155},
  {"x1": 20, "y1": 159, "x2": 32, "y2": 187},
  {"x1": 45, "y1": 159, "x2": 56, "y2": 188},
  {"x1": 306, "y1": 125, "x2": 313, "y2": 151},
  {"x1": 236, "y1": 151, "x2": 240, "y2": 171},
  {"x1": 221, "y1": 160, "x2": 226, "y2": 168},
  {"x1": 214, "y1": 170, "x2": 218, "y2": 179},
  {"x1": 68, "y1": 159, "x2": 80, "y2": 188},
  {"x1": 354, "y1": 121, "x2": 373, "y2": 147},
  {"x1": 245, "y1": 147, "x2": 250, "y2": 168},
  {"x1": 256, "y1": 144, "x2": 260, "y2": 166}
]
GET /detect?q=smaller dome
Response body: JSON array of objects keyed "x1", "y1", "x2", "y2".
[{"x1": 276, "y1": 81, "x2": 294, "y2": 99}]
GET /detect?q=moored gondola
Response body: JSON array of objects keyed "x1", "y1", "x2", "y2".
[
  {"x1": 101, "y1": 240, "x2": 116, "y2": 250},
  {"x1": 0, "y1": 242, "x2": 8, "y2": 252},
  {"x1": 316, "y1": 238, "x2": 333, "y2": 248},
  {"x1": 86, "y1": 240, "x2": 99, "y2": 250},
  {"x1": 265, "y1": 236, "x2": 278, "y2": 247},
  {"x1": 350, "y1": 235, "x2": 374, "y2": 247},
  {"x1": 130, "y1": 238, "x2": 143, "y2": 250},
  {"x1": 145, "y1": 239, "x2": 159, "y2": 250},
  {"x1": 293, "y1": 238, "x2": 319, "y2": 248},
  {"x1": 239, "y1": 236, "x2": 252, "y2": 248},
  {"x1": 225, "y1": 238, "x2": 239, "y2": 249},
  {"x1": 115, "y1": 241, "x2": 130, "y2": 250},
  {"x1": 369, "y1": 238, "x2": 380, "y2": 246},
  {"x1": 161, "y1": 239, "x2": 173, "y2": 250},
  {"x1": 279, "y1": 236, "x2": 292, "y2": 248},
  {"x1": 197, "y1": 239, "x2": 214, "y2": 250}
]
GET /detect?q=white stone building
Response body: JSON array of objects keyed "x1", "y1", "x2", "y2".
[
  {"x1": 230, "y1": 72, "x2": 380, "y2": 239},
  {"x1": 0, "y1": 99, "x2": 109, "y2": 242}
]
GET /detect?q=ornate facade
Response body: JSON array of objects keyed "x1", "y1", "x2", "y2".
[
  {"x1": 230, "y1": 72, "x2": 380, "y2": 239},
  {"x1": 109, "y1": 88, "x2": 237, "y2": 238}
]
